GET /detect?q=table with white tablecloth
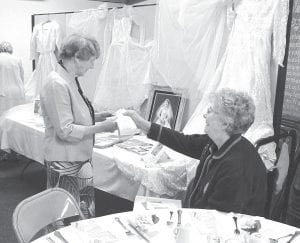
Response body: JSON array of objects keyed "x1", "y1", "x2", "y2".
[
  {"x1": 31, "y1": 208, "x2": 300, "y2": 243},
  {"x1": 0, "y1": 103, "x2": 193, "y2": 201}
]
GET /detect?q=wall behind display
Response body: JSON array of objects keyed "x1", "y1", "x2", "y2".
[
  {"x1": 32, "y1": 3, "x2": 156, "y2": 101},
  {"x1": 282, "y1": 0, "x2": 300, "y2": 123},
  {"x1": 0, "y1": 0, "x2": 103, "y2": 89},
  {"x1": 0, "y1": 0, "x2": 155, "y2": 98}
]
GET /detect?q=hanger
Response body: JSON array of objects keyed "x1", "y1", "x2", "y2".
[{"x1": 42, "y1": 14, "x2": 51, "y2": 25}]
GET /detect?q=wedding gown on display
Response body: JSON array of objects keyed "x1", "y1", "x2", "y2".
[
  {"x1": 184, "y1": 0, "x2": 289, "y2": 165},
  {"x1": 152, "y1": 0, "x2": 229, "y2": 93},
  {"x1": 66, "y1": 5, "x2": 109, "y2": 64},
  {"x1": 25, "y1": 20, "x2": 61, "y2": 100},
  {"x1": 93, "y1": 7, "x2": 152, "y2": 112}
]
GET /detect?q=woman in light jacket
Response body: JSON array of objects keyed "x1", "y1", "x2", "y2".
[{"x1": 40, "y1": 34, "x2": 117, "y2": 218}]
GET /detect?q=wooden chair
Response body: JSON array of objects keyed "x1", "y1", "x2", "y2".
[{"x1": 255, "y1": 128, "x2": 297, "y2": 222}]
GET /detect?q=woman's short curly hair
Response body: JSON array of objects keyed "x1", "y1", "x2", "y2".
[
  {"x1": 59, "y1": 34, "x2": 100, "y2": 61},
  {"x1": 210, "y1": 88, "x2": 255, "y2": 135},
  {"x1": 0, "y1": 41, "x2": 13, "y2": 54}
]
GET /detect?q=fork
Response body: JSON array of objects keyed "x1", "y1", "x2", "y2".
[
  {"x1": 269, "y1": 233, "x2": 294, "y2": 243},
  {"x1": 233, "y1": 216, "x2": 240, "y2": 235},
  {"x1": 115, "y1": 217, "x2": 134, "y2": 236}
]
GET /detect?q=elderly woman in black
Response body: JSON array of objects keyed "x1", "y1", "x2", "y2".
[{"x1": 125, "y1": 88, "x2": 267, "y2": 216}]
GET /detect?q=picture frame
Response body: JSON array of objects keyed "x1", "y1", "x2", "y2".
[{"x1": 146, "y1": 86, "x2": 187, "y2": 131}]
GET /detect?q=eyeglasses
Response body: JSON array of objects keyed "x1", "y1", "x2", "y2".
[{"x1": 221, "y1": 97, "x2": 235, "y2": 107}]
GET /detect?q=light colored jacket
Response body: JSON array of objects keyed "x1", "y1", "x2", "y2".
[{"x1": 40, "y1": 64, "x2": 93, "y2": 161}]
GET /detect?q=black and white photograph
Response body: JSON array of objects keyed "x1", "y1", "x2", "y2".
[{"x1": 147, "y1": 87, "x2": 185, "y2": 130}]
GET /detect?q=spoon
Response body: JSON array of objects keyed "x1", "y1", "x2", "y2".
[
  {"x1": 167, "y1": 211, "x2": 174, "y2": 225},
  {"x1": 233, "y1": 216, "x2": 240, "y2": 235}
]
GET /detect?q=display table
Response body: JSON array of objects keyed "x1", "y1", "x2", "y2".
[
  {"x1": 0, "y1": 103, "x2": 193, "y2": 201},
  {"x1": 31, "y1": 208, "x2": 300, "y2": 243}
]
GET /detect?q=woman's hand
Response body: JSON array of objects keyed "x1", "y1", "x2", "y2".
[
  {"x1": 123, "y1": 110, "x2": 151, "y2": 133},
  {"x1": 94, "y1": 111, "x2": 113, "y2": 122},
  {"x1": 95, "y1": 120, "x2": 117, "y2": 133}
]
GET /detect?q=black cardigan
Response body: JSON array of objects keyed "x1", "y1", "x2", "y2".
[{"x1": 148, "y1": 123, "x2": 267, "y2": 216}]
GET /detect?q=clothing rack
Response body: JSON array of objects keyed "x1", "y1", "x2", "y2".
[{"x1": 31, "y1": 2, "x2": 157, "y2": 69}]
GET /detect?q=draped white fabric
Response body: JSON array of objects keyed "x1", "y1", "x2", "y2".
[
  {"x1": 93, "y1": 6, "x2": 152, "y2": 112},
  {"x1": 66, "y1": 5, "x2": 109, "y2": 64},
  {"x1": 25, "y1": 20, "x2": 61, "y2": 100},
  {"x1": 151, "y1": 0, "x2": 230, "y2": 95},
  {"x1": 184, "y1": 0, "x2": 289, "y2": 164},
  {"x1": 0, "y1": 53, "x2": 25, "y2": 116}
]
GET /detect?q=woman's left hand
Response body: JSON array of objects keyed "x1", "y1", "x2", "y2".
[{"x1": 95, "y1": 111, "x2": 113, "y2": 122}]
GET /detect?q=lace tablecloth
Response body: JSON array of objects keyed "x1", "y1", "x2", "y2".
[{"x1": 112, "y1": 137, "x2": 199, "y2": 199}]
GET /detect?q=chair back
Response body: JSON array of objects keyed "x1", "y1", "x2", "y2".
[
  {"x1": 12, "y1": 188, "x2": 84, "y2": 243},
  {"x1": 255, "y1": 128, "x2": 297, "y2": 221}
]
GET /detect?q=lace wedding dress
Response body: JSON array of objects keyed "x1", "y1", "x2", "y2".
[
  {"x1": 184, "y1": 0, "x2": 289, "y2": 165},
  {"x1": 66, "y1": 5, "x2": 109, "y2": 64},
  {"x1": 25, "y1": 20, "x2": 61, "y2": 100},
  {"x1": 93, "y1": 7, "x2": 152, "y2": 112}
]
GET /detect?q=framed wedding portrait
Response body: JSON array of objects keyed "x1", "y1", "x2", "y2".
[{"x1": 146, "y1": 86, "x2": 187, "y2": 131}]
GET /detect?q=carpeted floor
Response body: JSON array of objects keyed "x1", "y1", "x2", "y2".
[
  {"x1": 0, "y1": 152, "x2": 133, "y2": 242},
  {"x1": 0, "y1": 155, "x2": 46, "y2": 243}
]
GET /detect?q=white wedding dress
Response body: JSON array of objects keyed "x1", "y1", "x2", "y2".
[
  {"x1": 66, "y1": 5, "x2": 109, "y2": 64},
  {"x1": 184, "y1": 0, "x2": 289, "y2": 165},
  {"x1": 152, "y1": 0, "x2": 229, "y2": 93},
  {"x1": 93, "y1": 7, "x2": 152, "y2": 112},
  {"x1": 25, "y1": 20, "x2": 61, "y2": 100}
]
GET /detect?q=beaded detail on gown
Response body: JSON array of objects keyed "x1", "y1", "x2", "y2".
[
  {"x1": 184, "y1": 0, "x2": 289, "y2": 165},
  {"x1": 93, "y1": 7, "x2": 152, "y2": 112}
]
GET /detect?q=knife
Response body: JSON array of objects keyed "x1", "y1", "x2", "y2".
[
  {"x1": 128, "y1": 223, "x2": 150, "y2": 243},
  {"x1": 286, "y1": 231, "x2": 300, "y2": 243},
  {"x1": 54, "y1": 230, "x2": 68, "y2": 243}
]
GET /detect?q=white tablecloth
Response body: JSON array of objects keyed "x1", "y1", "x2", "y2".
[
  {"x1": 0, "y1": 103, "x2": 193, "y2": 201},
  {"x1": 0, "y1": 103, "x2": 139, "y2": 201},
  {"x1": 31, "y1": 208, "x2": 300, "y2": 243}
]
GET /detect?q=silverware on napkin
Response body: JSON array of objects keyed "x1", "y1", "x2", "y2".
[
  {"x1": 54, "y1": 230, "x2": 68, "y2": 243},
  {"x1": 128, "y1": 223, "x2": 150, "y2": 243}
]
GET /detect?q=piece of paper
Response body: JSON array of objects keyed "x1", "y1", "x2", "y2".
[
  {"x1": 134, "y1": 196, "x2": 182, "y2": 211},
  {"x1": 116, "y1": 115, "x2": 139, "y2": 137}
]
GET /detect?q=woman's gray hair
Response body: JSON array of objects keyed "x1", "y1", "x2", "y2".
[
  {"x1": 0, "y1": 41, "x2": 13, "y2": 54},
  {"x1": 59, "y1": 34, "x2": 100, "y2": 61},
  {"x1": 210, "y1": 88, "x2": 255, "y2": 135}
]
